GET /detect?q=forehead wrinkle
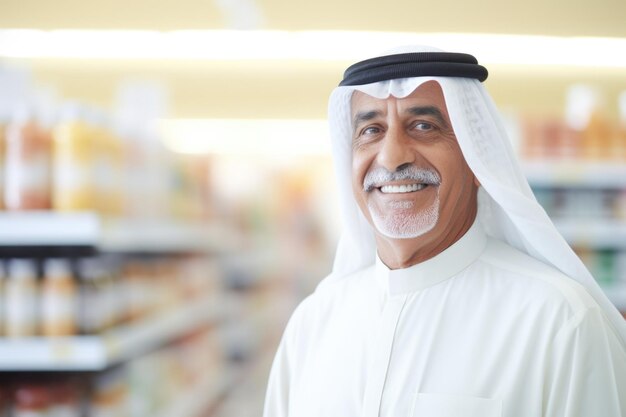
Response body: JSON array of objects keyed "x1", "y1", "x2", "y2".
[
  {"x1": 353, "y1": 109, "x2": 382, "y2": 125},
  {"x1": 351, "y1": 109, "x2": 385, "y2": 134}
]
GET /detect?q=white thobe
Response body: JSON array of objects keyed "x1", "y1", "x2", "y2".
[{"x1": 264, "y1": 222, "x2": 626, "y2": 417}]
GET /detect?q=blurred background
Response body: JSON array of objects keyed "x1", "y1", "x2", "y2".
[{"x1": 0, "y1": 1, "x2": 625, "y2": 416}]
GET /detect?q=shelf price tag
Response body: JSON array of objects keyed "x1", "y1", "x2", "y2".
[{"x1": 50, "y1": 339, "x2": 75, "y2": 362}]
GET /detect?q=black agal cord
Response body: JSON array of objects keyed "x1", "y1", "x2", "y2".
[{"x1": 339, "y1": 52, "x2": 488, "y2": 86}]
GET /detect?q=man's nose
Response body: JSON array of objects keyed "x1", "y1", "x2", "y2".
[{"x1": 376, "y1": 126, "x2": 416, "y2": 172}]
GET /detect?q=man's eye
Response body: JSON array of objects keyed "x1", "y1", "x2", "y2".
[
  {"x1": 361, "y1": 126, "x2": 381, "y2": 135},
  {"x1": 414, "y1": 122, "x2": 434, "y2": 131}
]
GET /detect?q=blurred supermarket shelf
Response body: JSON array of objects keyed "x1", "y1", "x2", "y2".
[
  {"x1": 0, "y1": 211, "x2": 241, "y2": 255},
  {"x1": 211, "y1": 341, "x2": 279, "y2": 417},
  {"x1": 156, "y1": 367, "x2": 237, "y2": 417},
  {"x1": 523, "y1": 161, "x2": 626, "y2": 188},
  {"x1": 0, "y1": 211, "x2": 99, "y2": 246},
  {"x1": 0, "y1": 295, "x2": 221, "y2": 371},
  {"x1": 101, "y1": 217, "x2": 240, "y2": 253},
  {"x1": 553, "y1": 218, "x2": 626, "y2": 248}
]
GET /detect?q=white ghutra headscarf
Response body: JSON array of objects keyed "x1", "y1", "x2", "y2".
[{"x1": 324, "y1": 45, "x2": 626, "y2": 344}]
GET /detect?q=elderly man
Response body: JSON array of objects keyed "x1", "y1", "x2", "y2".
[{"x1": 263, "y1": 46, "x2": 626, "y2": 417}]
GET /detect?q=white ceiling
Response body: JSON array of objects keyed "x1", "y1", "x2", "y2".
[
  {"x1": 1, "y1": 0, "x2": 626, "y2": 119},
  {"x1": 2, "y1": 0, "x2": 626, "y2": 37}
]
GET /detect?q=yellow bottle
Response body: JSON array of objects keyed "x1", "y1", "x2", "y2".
[
  {"x1": 52, "y1": 103, "x2": 96, "y2": 212},
  {"x1": 41, "y1": 258, "x2": 77, "y2": 337}
]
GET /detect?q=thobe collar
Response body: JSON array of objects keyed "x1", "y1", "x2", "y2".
[{"x1": 375, "y1": 220, "x2": 487, "y2": 296}]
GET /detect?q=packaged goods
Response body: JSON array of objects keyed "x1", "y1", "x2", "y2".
[
  {"x1": 41, "y1": 258, "x2": 77, "y2": 337},
  {"x1": 48, "y1": 381, "x2": 81, "y2": 417},
  {"x1": 52, "y1": 102, "x2": 96, "y2": 212},
  {"x1": 4, "y1": 109, "x2": 53, "y2": 211},
  {"x1": 5, "y1": 259, "x2": 38, "y2": 337},
  {"x1": 0, "y1": 262, "x2": 5, "y2": 337},
  {"x1": 77, "y1": 257, "x2": 118, "y2": 334},
  {"x1": 13, "y1": 384, "x2": 50, "y2": 417}
]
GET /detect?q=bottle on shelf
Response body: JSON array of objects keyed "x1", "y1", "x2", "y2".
[
  {"x1": 48, "y1": 381, "x2": 81, "y2": 417},
  {"x1": 0, "y1": 66, "x2": 33, "y2": 212},
  {"x1": 87, "y1": 107, "x2": 124, "y2": 218},
  {"x1": 90, "y1": 369, "x2": 128, "y2": 417},
  {"x1": 0, "y1": 112, "x2": 5, "y2": 212},
  {"x1": 3, "y1": 96, "x2": 53, "y2": 211},
  {"x1": 52, "y1": 102, "x2": 96, "y2": 213},
  {"x1": 77, "y1": 257, "x2": 111, "y2": 335},
  {"x1": 41, "y1": 258, "x2": 77, "y2": 337},
  {"x1": 13, "y1": 384, "x2": 51, "y2": 417},
  {"x1": 0, "y1": 387, "x2": 7, "y2": 417},
  {"x1": 618, "y1": 90, "x2": 626, "y2": 161},
  {"x1": 5, "y1": 259, "x2": 39, "y2": 338},
  {"x1": 618, "y1": 190, "x2": 626, "y2": 220},
  {"x1": 565, "y1": 85, "x2": 616, "y2": 161},
  {"x1": 0, "y1": 262, "x2": 5, "y2": 337}
]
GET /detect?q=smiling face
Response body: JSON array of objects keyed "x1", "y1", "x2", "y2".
[{"x1": 350, "y1": 81, "x2": 479, "y2": 268}]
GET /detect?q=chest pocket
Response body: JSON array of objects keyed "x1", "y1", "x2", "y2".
[{"x1": 411, "y1": 393, "x2": 502, "y2": 417}]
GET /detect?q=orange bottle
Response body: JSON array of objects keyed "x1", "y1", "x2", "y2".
[
  {"x1": 4, "y1": 104, "x2": 53, "y2": 210},
  {"x1": 41, "y1": 258, "x2": 77, "y2": 337}
]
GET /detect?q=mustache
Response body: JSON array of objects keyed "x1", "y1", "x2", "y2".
[{"x1": 363, "y1": 165, "x2": 441, "y2": 192}]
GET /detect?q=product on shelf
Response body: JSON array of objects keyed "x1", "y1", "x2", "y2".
[
  {"x1": 4, "y1": 259, "x2": 38, "y2": 338},
  {"x1": 565, "y1": 85, "x2": 614, "y2": 160},
  {"x1": 12, "y1": 384, "x2": 50, "y2": 417},
  {"x1": 616, "y1": 190, "x2": 626, "y2": 219},
  {"x1": 4, "y1": 105, "x2": 53, "y2": 211},
  {"x1": 0, "y1": 68, "x2": 214, "y2": 223},
  {"x1": 52, "y1": 102, "x2": 96, "y2": 213},
  {"x1": 533, "y1": 186, "x2": 625, "y2": 221},
  {"x1": 90, "y1": 368, "x2": 128, "y2": 417},
  {"x1": 41, "y1": 258, "x2": 77, "y2": 337},
  {"x1": 521, "y1": 85, "x2": 626, "y2": 161},
  {"x1": 47, "y1": 381, "x2": 81, "y2": 417},
  {"x1": 0, "y1": 67, "x2": 33, "y2": 212},
  {"x1": 0, "y1": 123, "x2": 5, "y2": 212},
  {"x1": 52, "y1": 102, "x2": 125, "y2": 216},
  {"x1": 91, "y1": 109, "x2": 124, "y2": 217},
  {"x1": 0, "y1": 387, "x2": 7, "y2": 417},
  {"x1": 0, "y1": 262, "x2": 5, "y2": 337},
  {"x1": 77, "y1": 256, "x2": 135, "y2": 334},
  {"x1": 79, "y1": 327, "x2": 225, "y2": 417},
  {"x1": 76, "y1": 257, "x2": 110, "y2": 335}
]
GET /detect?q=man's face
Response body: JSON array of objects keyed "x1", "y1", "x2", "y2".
[{"x1": 350, "y1": 81, "x2": 478, "y2": 249}]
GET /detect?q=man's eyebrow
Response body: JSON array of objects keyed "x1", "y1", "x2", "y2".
[
  {"x1": 352, "y1": 110, "x2": 383, "y2": 129},
  {"x1": 406, "y1": 106, "x2": 449, "y2": 127}
]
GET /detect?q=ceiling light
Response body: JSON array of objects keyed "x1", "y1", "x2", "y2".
[{"x1": 1, "y1": 30, "x2": 625, "y2": 68}]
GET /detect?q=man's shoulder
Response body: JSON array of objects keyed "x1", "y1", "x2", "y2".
[
  {"x1": 314, "y1": 264, "x2": 377, "y2": 293},
  {"x1": 280, "y1": 266, "x2": 376, "y2": 343},
  {"x1": 478, "y1": 237, "x2": 598, "y2": 315},
  {"x1": 288, "y1": 265, "x2": 377, "y2": 321}
]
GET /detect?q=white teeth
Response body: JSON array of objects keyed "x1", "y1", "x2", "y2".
[{"x1": 380, "y1": 183, "x2": 426, "y2": 193}]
